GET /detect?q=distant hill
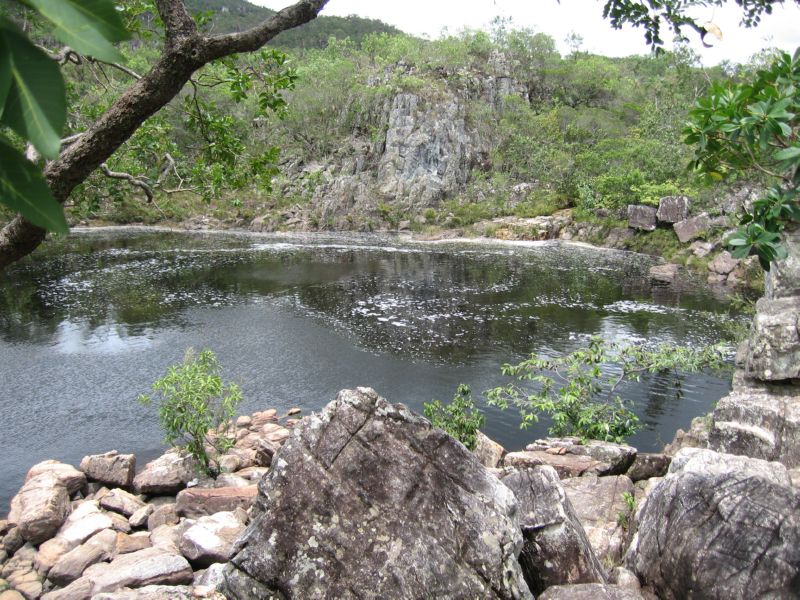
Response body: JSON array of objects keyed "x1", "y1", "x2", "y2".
[{"x1": 186, "y1": 0, "x2": 403, "y2": 47}]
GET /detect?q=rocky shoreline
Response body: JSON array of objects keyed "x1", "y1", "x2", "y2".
[{"x1": 2, "y1": 368, "x2": 799, "y2": 599}]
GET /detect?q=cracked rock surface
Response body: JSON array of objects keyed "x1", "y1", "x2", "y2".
[
  {"x1": 221, "y1": 387, "x2": 532, "y2": 599},
  {"x1": 627, "y1": 447, "x2": 800, "y2": 599}
]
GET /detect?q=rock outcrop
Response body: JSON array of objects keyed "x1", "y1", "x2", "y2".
[
  {"x1": 501, "y1": 467, "x2": 606, "y2": 595},
  {"x1": 628, "y1": 448, "x2": 800, "y2": 599},
  {"x1": 221, "y1": 387, "x2": 532, "y2": 599}
]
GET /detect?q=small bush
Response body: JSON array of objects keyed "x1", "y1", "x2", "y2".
[
  {"x1": 424, "y1": 384, "x2": 485, "y2": 451},
  {"x1": 138, "y1": 348, "x2": 242, "y2": 476}
]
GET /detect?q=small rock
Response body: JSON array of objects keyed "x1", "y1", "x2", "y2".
[
  {"x1": 98, "y1": 490, "x2": 146, "y2": 518},
  {"x1": 55, "y1": 501, "x2": 113, "y2": 547},
  {"x1": 9, "y1": 474, "x2": 71, "y2": 545},
  {"x1": 673, "y1": 213, "x2": 711, "y2": 243},
  {"x1": 286, "y1": 407, "x2": 302, "y2": 416},
  {"x1": 132, "y1": 451, "x2": 196, "y2": 496},
  {"x1": 79, "y1": 452, "x2": 135, "y2": 488},
  {"x1": 627, "y1": 205, "x2": 657, "y2": 231},
  {"x1": 146, "y1": 505, "x2": 178, "y2": 532},
  {"x1": 24, "y1": 462, "x2": 86, "y2": 496},
  {"x1": 690, "y1": 240, "x2": 714, "y2": 257},
  {"x1": 114, "y1": 532, "x2": 151, "y2": 556},
  {"x1": 656, "y1": 196, "x2": 690, "y2": 224},
  {"x1": 248, "y1": 410, "x2": 277, "y2": 430},
  {"x1": 502, "y1": 467, "x2": 606, "y2": 595},
  {"x1": 649, "y1": 263, "x2": 679, "y2": 284},
  {"x1": 707, "y1": 251, "x2": 739, "y2": 276},
  {"x1": 178, "y1": 512, "x2": 245, "y2": 566},
  {"x1": 234, "y1": 416, "x2": 251, "y2": 429},
  {"x1": 48, "y1": 528, "x2": 117, "y2": 586},
  {"x1": 625, "y1": 453, "x2": 671, "y2": 482},
  {"x1": 472, "y1": 431, "x2": 506, "y2": 468},
  {"x1": 127, "y1": 505, "x2": 153, "y2": 529},
  {"x1": 174, "y1": 487, "x2": 257, "y2": 519},
  {"x1": 33, "y1": 537, "x2": 71, "y2": 576}
]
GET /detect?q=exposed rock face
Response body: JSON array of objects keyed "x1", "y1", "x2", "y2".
[
  {"x1": 627, "y1": 205, "x2": 657, "y2": 231},
  {"x1": 132, "y1": 452, "x2": 196, "y2": 496},
  {"x1": 766, "y1": 223, "x2": 800, "y2": 299},
  {"x1": 561, "y1": 475, "x2": 635, "y2": 565},
  {"x1": 540, "y1": 583, "x2": 645, "y2": 600},
  {"x1": 663, "y1": 414, "x2": 711, "y2": 456},
  {"x1": 709, "y1": 370, "x2": 800, "y2": 467},
  {"x1": 673, "y1": 213, "x2": 710, "y2": 243},
  {"x1": 221, "y1": 387, "x2": 532, "y2": 599},
  {"x1": 513, "y1": 438, "x2": 636, "y2": 478},
  {"x1": 8, "y1": 474, "x2": 71, "y2": 545},
  {"x1": 741, "y1": 296, "x2": 800, "y2": 381},
  {"x1": 655, "y1": 196, "x2": 690, "y2": 224},
  {"x1": 80, "y1": 452, "x2": 135, "y2": 488},
  {"x1": 501, "y1": 467, "x2": 606, "y2": 595},
  {"x1": 628, "y1": 448, "x2": 800, "y2": 599},
  {"x1": 505, "y1": 450, "x2": 603, "y2": 478}
]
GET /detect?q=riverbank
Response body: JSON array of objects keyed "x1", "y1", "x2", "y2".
[{"x1": 69, "y1": 193, "x2": 765, "y2": 294}]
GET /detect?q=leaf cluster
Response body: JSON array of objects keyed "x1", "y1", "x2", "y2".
[
  {"x1": 138, "y1": 348, "x2": 242, "y2": 476},
  {"x1": 486, "y1": 337, "x2": 728, "y2": 443},
  {"x1": 423, "y1": 384, "x2": 485, "y2": 451},
  {"x1": 0, "y1": 0, "x2": 128, "y2": 232},
  {"x1": 685, "y1": 48, "x2": 800, "y2": 269}
]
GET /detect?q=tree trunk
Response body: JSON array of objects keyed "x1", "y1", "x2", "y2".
[{"x1": 0, "y1": 0, "x2": 329, "y2": 269}]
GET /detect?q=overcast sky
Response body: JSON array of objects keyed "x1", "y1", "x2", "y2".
[{"x1": 252, "y1": 0, "x2": 800, "y2": 65}]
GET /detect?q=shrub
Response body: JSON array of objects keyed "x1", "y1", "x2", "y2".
[
  {"x1": 424, "y1": 384, "x2": 485, "y2": 451},
  {"x1": 486, "y1": 337, "x2": 728, "y2": 443},
  {"x1": 138, "y1": 348, "x2": 242, "y2": 476}
]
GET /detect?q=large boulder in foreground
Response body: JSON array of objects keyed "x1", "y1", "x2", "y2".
[
  {"x1": 501, "y1": 467, "x2": 606, "y2": 595},
  {"x1": 8, "y1": 473, "x2": 71, "y2": 545},
  {"x1": 221, "y1": 387, "x2": 532, "y2": 599},
  {"x1": 628, "y1": 448, "x2": 800, "y2": 599}
]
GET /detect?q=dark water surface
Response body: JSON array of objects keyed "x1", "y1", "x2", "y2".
[{"x1": 0, "y1": 229, "x2": 745, "y2": 512}]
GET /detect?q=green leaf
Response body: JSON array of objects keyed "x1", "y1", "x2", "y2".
[
  {"x1": 0, "y1": 136, "x2": 68, "y2": 233},
  {"x1": 0, "y1": 22, "x2": 65, "y2": 159},
  {"x1": 774, "y1": 146, "x2": 800, "y2": 161},
  {"x1": 26, "y1": 0, "x2": 129, "y2": 63}
]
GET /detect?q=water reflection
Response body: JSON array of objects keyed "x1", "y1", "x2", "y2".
[{"x1": 0, "y1": 229, "x2": 747, "y2": 512}]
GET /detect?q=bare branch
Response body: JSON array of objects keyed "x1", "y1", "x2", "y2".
[
  {"x1": 200, "y1": 0, "x2": 329, "y2": 61},
  {"x1": 86, "y1": 57, "x2": 142, "y2": 80},
  {"x1": 100, "y1": 164, "x2": 154, "y2": 202},
  {"x1": 37, "y1": 45, "x2": 80, "y2": 65}
]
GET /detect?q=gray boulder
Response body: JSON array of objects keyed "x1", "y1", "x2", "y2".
[
  {"x1": 741, "y1": 296, "x2": 800, "y2": 381},
  {"x1": 221, "y1": 387, "x2": 532, "y2": 599},
  {"x1": 474, "y1": 430, "x2": 506, "y2": 468},
  {"x1": 99, "y1": 489, "x2": 146, "y2": 518},
  {"x1": 178, "y1": 511, "x2": 245, "y2": 567},
  {"x1": 655, "y1": 196, "x2": 690, "y2": 224},
  {"x1": 628, "y1": 448, "x2": 800, "y2": 599},
  {"x1": 673, "y1": 213, "x2": 711, "y2": 243},
  {"x1": 562, "y1": 475, "x2": 635, "y2": 565},
  {"x1": 132, "y1": 451, "x2": 196, "y2": 496},
  {"x1": 525, "y1": 437, "x2": 636, "y2": 476},
  {"x1": 8, "y1": 474, "x2": 71, "y2": 545},
  {"x1": 627, "y1": 205, "x2": 657, "y2": 231},
  {"x1": 649, "y1": 263, "x2": 679, "y2": 284},
  {"x1": 656, "y1": 196, "x2": 691, "y2": 225},
  {"x1": 80, "y1": 452, "x2": 136, "y2": 488},
  {"x1": 709, "y1": 370, "x2": 800, "y2": 467},
  {"x1": 625, "y1": 453, "x2": 670, "y2": 482},
  {"x1": 501, "y1": 467, "x2": 606, "y2": 595}
]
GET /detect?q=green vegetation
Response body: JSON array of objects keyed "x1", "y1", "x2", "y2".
[
  {"x1": 486, "y1": 337, "x2": 728, "y2": 443},
  {"x1": 685, "y1": 48, "x2": 800, "y2": 270},
  {"x1": 138, "y1": 348, "x2": 242, "y2": 476},
  {"x1": 424, "y1": 384, "x2": 485, "y2": 451}
]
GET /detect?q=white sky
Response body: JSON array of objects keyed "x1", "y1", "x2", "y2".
[{"x1": 252, "y1": 0, "x2": 800, "y2": 65}]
